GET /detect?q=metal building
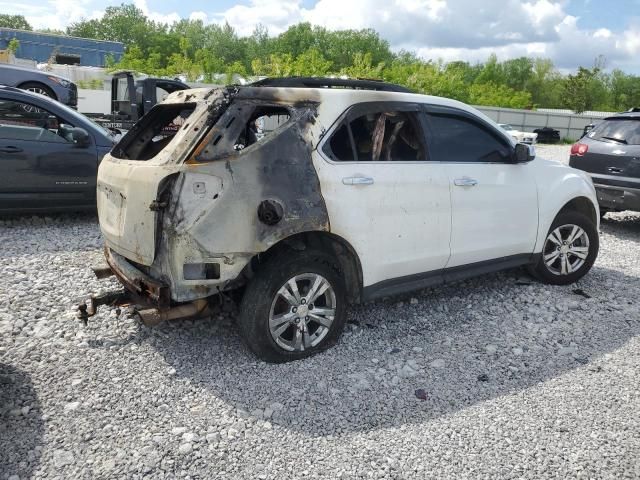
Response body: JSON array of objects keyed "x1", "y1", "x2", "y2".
[{"x1": 0, "y1": 29, "x2": 124, "y2": 67}]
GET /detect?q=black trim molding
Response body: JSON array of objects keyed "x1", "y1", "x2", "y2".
[{"x1": 362, "y1": 253, "x2": 538, "y2": 302}]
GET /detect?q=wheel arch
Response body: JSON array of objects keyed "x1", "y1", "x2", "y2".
[
  {"x1": 17, "y1": 81, "x2": 57, "y2": 100},
  {"x1": 246, "y1": 231, "x2": 364, "y2": 304},
  {"x1": 557, "y1": 196, "x2": 598, "y2": 226}
]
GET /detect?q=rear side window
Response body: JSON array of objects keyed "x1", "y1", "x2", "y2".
[
  {"x1": 587, "y1": 119, "x2": 640, "y2": 145},
  {"x1": 427, "y1": 113, "x2": 512, "y2": 163},
  {"x1": 325, "y1": 110, "x2": 426, "y2": 162},
  {"x1": 198, "y1": 104, "x2": 292, "y2": 161},
  {"x1": 111, "y1": 103, "x2": 195, "y2": 160},
  {"x1": 234, "y1": 106, "x2": 290, "y2": 151}
]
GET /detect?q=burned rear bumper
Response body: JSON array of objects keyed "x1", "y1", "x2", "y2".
[{"x1": 104, "y1": 246, "x2": 171, "y2": 308}]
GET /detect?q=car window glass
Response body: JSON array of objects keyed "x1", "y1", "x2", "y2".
[
  {"x1": 328, "y1": 124, "x2": 354, "y2": 161},
  {"x1": 327, "y1": 110, "x2": 425, "y2": 162},
  {"x1": 588, "y1": 119, "x2": 640, "y2": 145},
  {"x1": 116, "y1": 77, "x2": 130, "y2": 101},
  {"x1": 0, "y1": 99, "x2": 74, "y2": 143},
  {"x1": 428, "y1": 113, "x2": 511, "y2": 163}
]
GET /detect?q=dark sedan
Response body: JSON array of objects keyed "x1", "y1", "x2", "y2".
[
  {"x1": 0, "y1": 86, "x2": 114, "y2": 214},
  {"x1": 0, "y1": 63, "x2": 78, "y2": 108},
  {"x1": 569, "y1": 110, "x2": 640, "y2": 216}
]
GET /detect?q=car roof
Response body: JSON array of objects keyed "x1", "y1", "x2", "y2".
[
  {"x1": 164, "y1": 83, "x2": 505, "y2": 141},
  {"x1": 604, "y1": 111, "x2": 640, "y2": 120}
]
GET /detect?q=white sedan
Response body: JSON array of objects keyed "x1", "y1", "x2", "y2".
[{"x1": 499, "y1": 123, "x2": 538, "y2": 144}]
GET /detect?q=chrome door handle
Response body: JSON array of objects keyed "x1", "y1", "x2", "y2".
[
  {"x1": 342, "y1": 176, "x2": 374, "y2": 186},
  {"x1": 454, "y1": 177, "x2": 478, "y2": 187},
  {"x1": 607, "y1": 167, "x2": 623, "y2": 174}
]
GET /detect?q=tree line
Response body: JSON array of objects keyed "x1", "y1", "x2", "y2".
[{"x1": 2, "y1": 7, "x2": 640, "y2": 113}]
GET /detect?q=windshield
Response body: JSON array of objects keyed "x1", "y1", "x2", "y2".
[{"x1": 588, "y1": 118, "x2": 640, "y2": 145}]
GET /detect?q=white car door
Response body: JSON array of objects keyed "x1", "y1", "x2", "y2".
[
  {"x1": 314, "y1": 102, "x2": 451, "y2": 292},
  {"x1": 425, "y1": 106, "x2": 538, "y2": 268}
]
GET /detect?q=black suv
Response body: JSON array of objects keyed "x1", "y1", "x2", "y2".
[
  {"x1": 0, "y1": 86, "x2": 114, "y2": 213},
  {"x1": 569, "y1": 110, "x2": 640, "y2": 216}
]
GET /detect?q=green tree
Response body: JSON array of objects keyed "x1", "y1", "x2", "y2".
[
  {"x1": 251, "y1": 53, "x2": 294, "y2": 77},
  {"x1": 341, "y1": 52, "x2": 385, "y2": 79},
  {"x1": 67, "y1": 4, "x2": 167, "y2": 56},
  {"x1": 469, "y1": 82, "x2": 532, "y2": 109},
  {"x1": 501, "y1": 57, "x2": 533, "y2": 91},
  {"x1": 293, "y1": 48, "x2": 332, "y2": 76},
  {"x1": 563, "y1": 66, "x2": 600, "y2": 113},
  {"x1": 7, "y1": 38, "x2": 19, "y2": 54},
  {"x1": 245, "y1": 24, "x2": 273, "y2": 66},
  {"x1": 0, "y1": 14, "x2": 32, "y2": 30}
]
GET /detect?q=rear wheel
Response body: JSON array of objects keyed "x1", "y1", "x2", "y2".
[
  {"x1": 529, "y1": 211, "x2": 598, "y2": 285},
  {"x1": 237, "y1": 250, "x2": 347, "y2": 363}
]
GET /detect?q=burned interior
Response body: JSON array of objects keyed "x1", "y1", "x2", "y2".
[
  {"x1": 324, "y1": 104, "x2": 426, "y2": 162},
  {"x1": 111, "y1": 103, "x2": 196, "y2": 160}
]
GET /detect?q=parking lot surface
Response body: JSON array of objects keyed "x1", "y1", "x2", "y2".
[{"x1": 1, "y1": 145, "x2": 639, "y2": 479}]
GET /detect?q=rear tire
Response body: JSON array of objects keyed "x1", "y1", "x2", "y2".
[
  {"x1": 529, "y1": 211, "x2": 598, "y2": 285},
  {"x1": 237, "y1": 249, "x2": 347, "y2": 363}
]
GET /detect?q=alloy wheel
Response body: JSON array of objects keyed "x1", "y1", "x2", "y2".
[
  {"x1": 268, "y1": 273, "x2": 336, "y2": 352},
  {"x1": 542, "y1": 224, "x2": 590, "y2": 275}
]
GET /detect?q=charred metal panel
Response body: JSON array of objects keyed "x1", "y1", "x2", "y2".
[{"x1": 148, "y1": 100, "x2": 330, "y2": 302}]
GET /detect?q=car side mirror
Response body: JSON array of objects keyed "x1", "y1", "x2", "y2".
[
  {"x1": 70, "y1": 127, "x2": 90, "y2": 147},
  {"x1": 514, "y1": 142, "x2": 535, "y2": 163}
]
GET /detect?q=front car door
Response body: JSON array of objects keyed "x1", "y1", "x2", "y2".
[
  {"x1": 424, "y1": 105, "x2": 538, "y2": 268},
  {"x1": 314, "y1": 102, "x2": 452, "y2": 293},
  {"x1": 0, "y1": 96, "x2": 98, "y2": 212}
]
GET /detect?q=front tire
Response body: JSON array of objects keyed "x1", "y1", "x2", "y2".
[
  {"x1": 529, "y1": 211, "x2": 598, "y2": 285},
  {"x1": 237, "y1": 249, "x2": 347, "y2": 363},
  {"x1": 19, "y1": 82, "x2": 56, "y2": 99}
]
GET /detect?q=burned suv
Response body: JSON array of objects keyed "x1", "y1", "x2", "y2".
[{"x1": 94, "y1": 77, "x2": 600, "y2": 362}]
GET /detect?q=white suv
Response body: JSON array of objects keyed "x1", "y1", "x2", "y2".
[{"x1": 95, "y1": 78, "x2": 600, "y2": 362}]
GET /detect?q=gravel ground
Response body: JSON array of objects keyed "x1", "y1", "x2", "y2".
[{"x1": 1, "y1": 145, "x2": 639, "y2": 479}]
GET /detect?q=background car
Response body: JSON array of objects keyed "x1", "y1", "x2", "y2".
[
  {"x1": 0, "y1": 64, "x2": 78, "y2": 109},
  {"x1": 498, "y1": 123, "x2": 538, "y2": 144},
  {"x1": 569, "y1": 110, "x2": 640, "y2": 216},
  {"x1": 0, "y1": 86, "x2": 114, "y2": 213},
  {"x1": 534, "y1": 127, "x2": 560, "y2": 143}
]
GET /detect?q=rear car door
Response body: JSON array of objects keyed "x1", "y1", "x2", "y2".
[
  {"x1": 315, "y1": 102, "x2": 451, "y2": 289},
  {"x1": 0, "y1": 96, "x2": 98, "y2": 211},
  {"x1": 424, "y1": 105, "x2": 538, "y2": 268}
]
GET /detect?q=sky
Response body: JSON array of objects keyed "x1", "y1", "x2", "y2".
[{"x1": 5, "y1": 0, "x2": 640, "y2": 73}]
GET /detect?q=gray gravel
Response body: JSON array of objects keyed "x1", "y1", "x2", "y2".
[{"x1": 1, "y1": 145, "x2": 639, "y2": 479}]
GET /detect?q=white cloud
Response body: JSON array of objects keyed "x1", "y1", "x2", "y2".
[
  {"x1": 211, "y1": 0, "x2": 638, "y2": 72},
  {"x1": 0, "y1": 0, "x2": 93, "y2": 31},
  {"x1": 134, "y1": 0, "x2": 181, "y2": 25},
  {"x1": 216, "y1": 0, "x2": 305, "y2": 36},
  {"x1": 189, "y1": 11, "x2": 209, "y2": 23}
]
